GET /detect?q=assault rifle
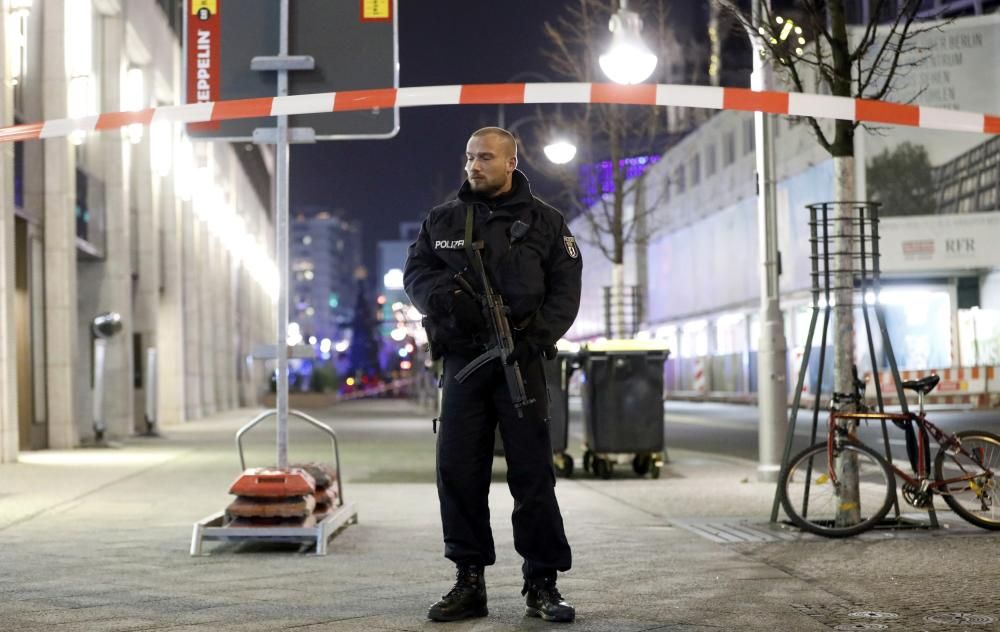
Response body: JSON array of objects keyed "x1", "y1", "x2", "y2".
[{"x1": 452, "y1": 261, "x2": 535, "y2": 419}]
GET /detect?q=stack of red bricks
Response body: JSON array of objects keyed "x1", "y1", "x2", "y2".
[
  {"x1": 297, "y1": 463, "x2": 340, "y2": 521},
  {"x1": 225, "y1": 462, "x2": 339, "y2": 528}
]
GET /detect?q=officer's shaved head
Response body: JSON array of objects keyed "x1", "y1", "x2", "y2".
[
  {"x1": 470, "y1": 127, "x2": 517, "y2": 160},
  {"x1": 465, "y1": 127, "x2": 519, "y2": 197}
]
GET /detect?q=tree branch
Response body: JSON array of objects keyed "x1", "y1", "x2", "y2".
[{"x1": 849, "y1": 0, "x2": 890, "y2": 63}]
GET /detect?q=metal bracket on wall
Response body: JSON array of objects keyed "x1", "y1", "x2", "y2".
[{"x1": 250, "y1": 55, "x2": 315, "y2": 71}]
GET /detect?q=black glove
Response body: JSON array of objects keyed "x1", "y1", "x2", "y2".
[
  {"x1": 505, "y1": 338, "x2": 538, "y2": 366},
  {"x1": 449, "y1": 289, "x2": 485, "y2": 333}
]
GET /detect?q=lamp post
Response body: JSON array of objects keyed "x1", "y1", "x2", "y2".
[
  {"x1": 496, "y1": 72, "x2": 578, "y2": 165},
  {"x1": 506, "y1": 114, "x2": 578, "y2": 167},
  {"x1": 746, "y1": 0, "x2": 787, "y2": 483},
  {"x1": 599, "y1": 0, "x2": 658, "y2": 85},
  {"x1": 543, "y1": 140, "x2": 577, "y2": 165},
  {"x1": 497, "y1": 71, "x2": 553, "y2": 129}
]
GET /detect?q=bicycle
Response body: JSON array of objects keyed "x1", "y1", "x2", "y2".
[{"x1": 779, "y1": 366, "x2": 1000, "y2": 537}]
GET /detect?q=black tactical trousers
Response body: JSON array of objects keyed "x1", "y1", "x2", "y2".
[{"x1": 437, "y1": 353, "x2": 572, "y2": 580}]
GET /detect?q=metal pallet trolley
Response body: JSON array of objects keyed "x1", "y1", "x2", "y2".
[{"x1": 190, "y1": 409, "x2": 358, "y2": 556}]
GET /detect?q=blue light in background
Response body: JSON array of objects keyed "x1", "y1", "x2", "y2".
[{"x1": 578, "y1": 154, "x2": 661, "y2": 208}]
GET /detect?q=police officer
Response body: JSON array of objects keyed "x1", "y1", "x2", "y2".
[{"x1": 404, "y1": 127, "x2": 582, "y2": 623}]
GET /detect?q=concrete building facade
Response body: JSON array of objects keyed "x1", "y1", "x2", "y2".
[
  {"x1": 567, "y1": 11, "x2": 1000, "y2": 398},
  {"x1": 0, "y1": 0, "x2": 277, "y2": 462}
]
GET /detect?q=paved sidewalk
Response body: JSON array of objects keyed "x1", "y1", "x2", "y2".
[{"x1": 1, "y1": 400, "x2": 997, "y2": 631}]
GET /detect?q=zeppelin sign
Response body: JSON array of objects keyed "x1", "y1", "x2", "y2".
[
  {"x1": 186, "y1": 0, "x2": 220, "y2": 132},
  {"x1": 182, "y1": 0, "x2": 399, "y2": 140}
]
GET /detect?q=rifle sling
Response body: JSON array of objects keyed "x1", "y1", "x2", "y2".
[
  {"x1": 464, "y1": 205, "x2": 488, "y2": 287},
  {"x1": 463, "y1": 204, "x2": 533, "y2": 332}
]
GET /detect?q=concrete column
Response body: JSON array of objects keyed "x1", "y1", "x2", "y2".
[
  {"x1": 223, "y1": 250, "x2": 238, "y2": 410},
  {"x1": 263, "y1": 233, "x2": 276, "y2": 401},
  {"x1": 132, "y1": 118, "x2": 158, "y2": 433},
  {"x1": 157, "y1": 177, "x2": 186, "y2": 426},
  {"x1": 199, "y1": 220, "x2": 216, "y2": 415},
  {"x1": 182, "y1": 202, "x2": 203, "y2": 419},
  {"x1": 247, "y1": 263, "x2": 266, "y2": 407},
  {"x1": 218, "y1": 236, "x2": 230, "y2": 410},
  {"x1": 42, "y1": 0, "x2": 79, "y2": 449},
  {"x1": 208, "y1": 241, "x2": 219, "y2": 412},
  {"x1": 213, "y1": 241, "x2": 228, "y2": 411},
  {"x1": 255, "y1": 267, "x2": 272, "y2": 406},
  {"x1": 76, "y1": 11, "x2": 133, "y2": 440},
  {"x1": 0, "y1": 5, "x2": 19, "y2": 463},
  {"x1": 236, "y1": 265, "x2": 253, "y2": 406}
]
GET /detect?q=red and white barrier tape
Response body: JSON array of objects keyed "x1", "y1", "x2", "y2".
[
  {"x1": 863, "y1": 366, "x2": 1000, "y2": 408},
  {"x1": 1, "y1": 82, "x2": 998, "y2": 144},
  {"x1": 335, "y1": 378, "x2": 414, "y2": 402}
]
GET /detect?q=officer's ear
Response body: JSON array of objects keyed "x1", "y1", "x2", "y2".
[{"x1": 506, "y1": 154, "x2": 517, "y2": 175}]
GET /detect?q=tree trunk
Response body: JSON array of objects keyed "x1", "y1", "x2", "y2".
[{"x1": 833, "y1": 154, "x2": 861, "y2": 527}]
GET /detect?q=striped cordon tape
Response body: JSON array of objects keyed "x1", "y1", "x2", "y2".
[{"x1": 1, "y1": 82, "x2": 998, "y2": 144}]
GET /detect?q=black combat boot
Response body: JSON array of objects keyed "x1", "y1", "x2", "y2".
[
  {"x1": 427, "y1": 565, "x2": 488, "y2": 622},
  {"x1": 523, "y1": 575, "x2": 575, "y2": 622}
]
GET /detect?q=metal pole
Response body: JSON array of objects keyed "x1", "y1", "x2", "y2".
[
  {"x1": 144, "y1": 347, "x2": 159, "y2": 436},
  {"x1": 276, "y1": 0, "x2": 290, "y2": 470},
  {"x1": 93, "y1": 338, "x2": 107, "y2": 441},
  {"x1": 751, "y1": 0, "x2": 788, "y2": 482}
]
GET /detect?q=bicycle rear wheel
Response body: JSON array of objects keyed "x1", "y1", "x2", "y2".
[
  {"x1": 934, "y1": 430, "x2": 1000, "y2": 529},
  {"x1": 780, "y1": 442, "x2": 895, "y2": 537}
]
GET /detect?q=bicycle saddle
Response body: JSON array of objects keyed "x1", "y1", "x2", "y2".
[{"x1": 901, "y1": 374, "x2": 940, "y2": 394}]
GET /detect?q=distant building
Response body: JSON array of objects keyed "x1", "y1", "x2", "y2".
[
  {"x1": 376, "y1": 222, "x2": 421, "y2": 308},
  {"x1": 851, "y1": 0, "x2": 1000, "y2": 21},
  {"x1": 567, "y1": 11, "x2": 1000, "y2": 399},
  {"x1": 290, "y1": 209, "x2": 363, "y2": 342}
]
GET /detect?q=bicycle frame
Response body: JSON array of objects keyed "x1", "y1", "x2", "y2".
[{"x1": 825, "y1": 407, "x2": 993, "y2": 497}]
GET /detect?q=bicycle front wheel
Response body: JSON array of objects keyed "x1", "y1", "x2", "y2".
[
  {"x1": 935, "y1": 430, "x2": 1000, "y2": 529},
  {"x1": 780, "y1": 442, "x2": 895, "y2": 537}
]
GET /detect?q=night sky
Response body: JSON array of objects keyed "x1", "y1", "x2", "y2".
[
  {"x1": 288, "y1": 1, "x2": 706, "y2": 273},
  {"x1": 290, "y1": 1, "x2": 568, "y2": 272}
]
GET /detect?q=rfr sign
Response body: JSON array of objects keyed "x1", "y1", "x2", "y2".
[{"x1": 945, "y1": 238, "x2": 975, "y2": 254}]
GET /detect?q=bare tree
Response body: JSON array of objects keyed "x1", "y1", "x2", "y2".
[
  {"x1": 524, "y1": 0, "x2": 694, "y2": 338},
  {"x1": 718, "y1": 0, "x2": 943, "y2": 526},
  {"x1": 720, "y1": 0, "x2": 939, "y2": 154}
]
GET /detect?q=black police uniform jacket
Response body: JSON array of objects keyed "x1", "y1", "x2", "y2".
[{"x1": 404, "y1": 170, "x2": 582, "y2": 357}]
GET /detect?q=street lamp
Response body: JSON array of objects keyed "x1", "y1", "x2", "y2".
[
  {"x1": 495, "y1": 72, "x2": 578, "y2": 164},
  {"x1": 543, "y1": 140, "x2": 577, "y2": 165},
  {"x1": 744, "y1": 0, "x2": 787, "y2": 484},
  {"x1": 679, "y1": 0, "x2": 787, "y2": 483},
  {"x1": 497, "y1": 71, "x2": 553, "y2": 129},
  {"x1": 507, "y1": 115, "x2": 578, "y2": 167},
  {"x1": 599, "y1": 0, "x2": 658, "y2": 85}
]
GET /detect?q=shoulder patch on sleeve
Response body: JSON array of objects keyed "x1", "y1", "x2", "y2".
[{"x1": 563, "y1": 236, "x2": 579, "y2": 259}]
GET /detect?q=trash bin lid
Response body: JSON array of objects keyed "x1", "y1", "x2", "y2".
[
  {"x1": 583, "y1": 339, "x2": 670, "y2": 354},
  {"x1": 555, "y1": 339, "x2": 582, "y2": 354}
]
